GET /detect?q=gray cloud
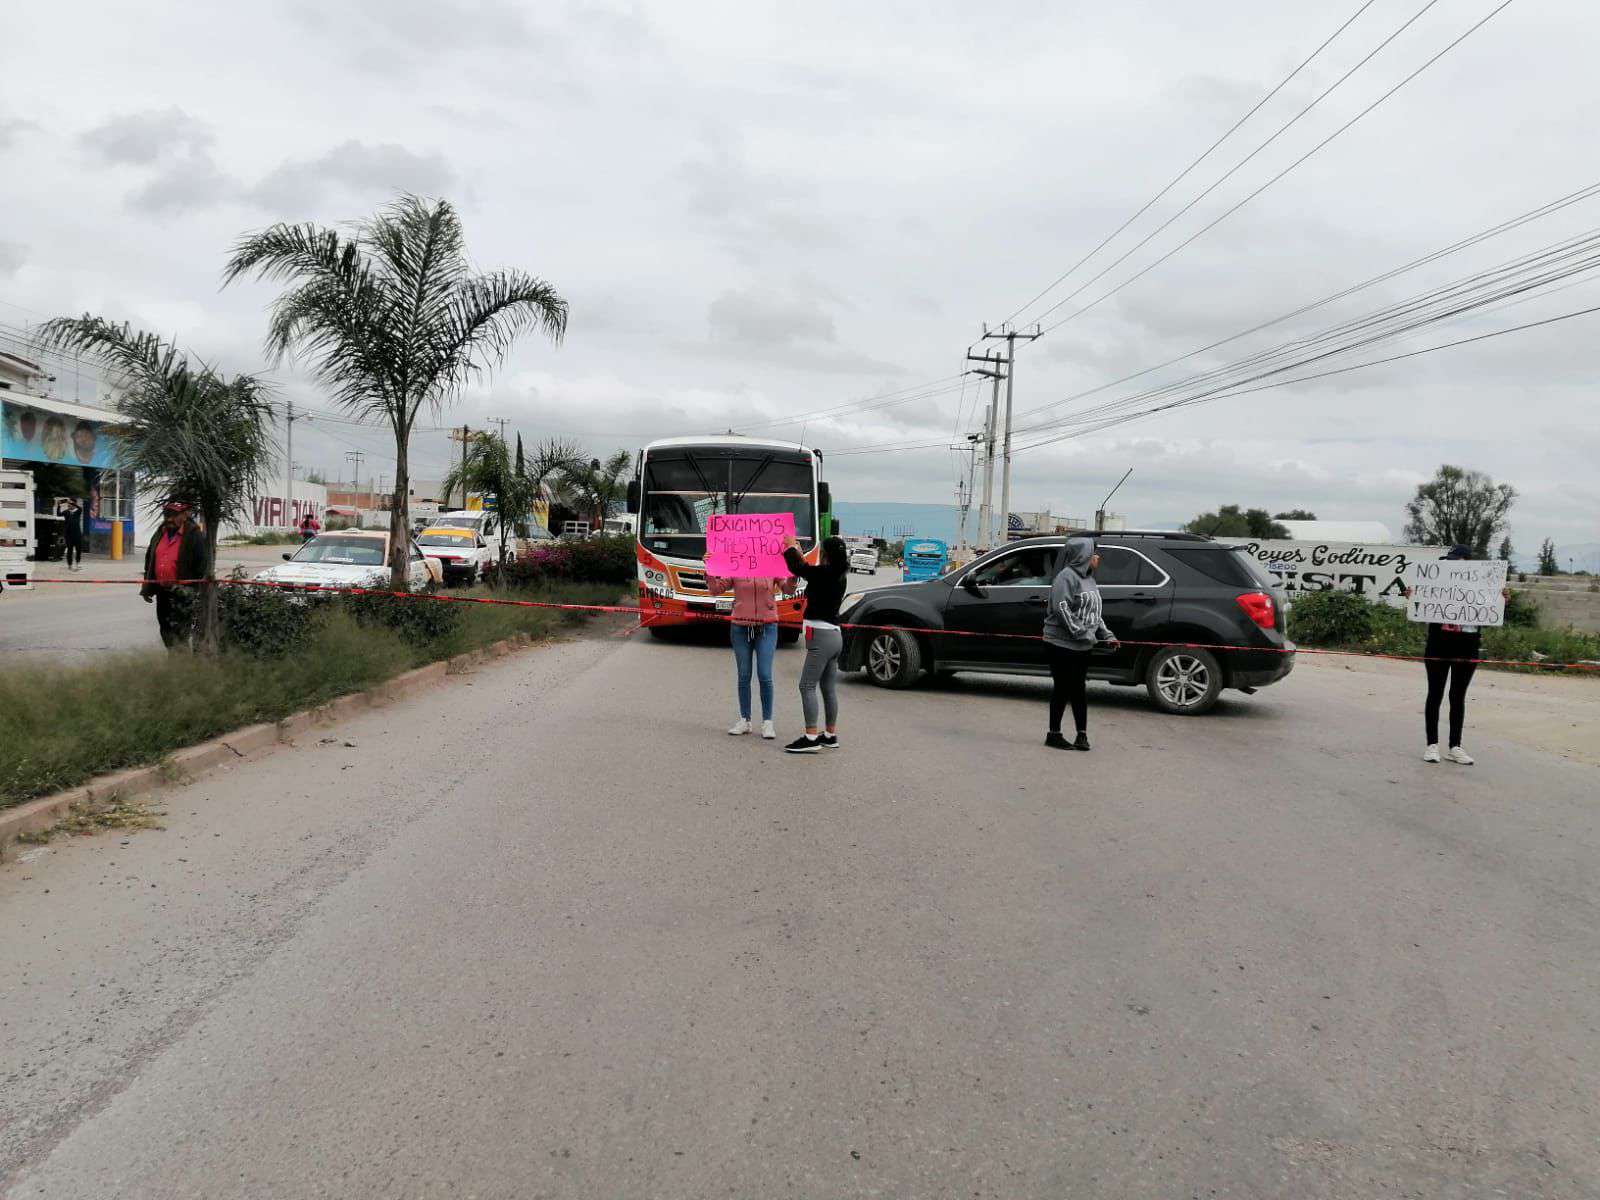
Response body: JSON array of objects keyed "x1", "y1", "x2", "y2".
[
  {"x1": 247, "y1": 141, "x2": 457, "y2": 213},
  {"x1": 0, "y1": 241, "x2": 24, "y2": 276},
  {"x1": 80, "y1": 108, "x2": 212, "y2": 167},
  {"x1": 0, "y1": 117, "x2": 38, "y2": 149}
]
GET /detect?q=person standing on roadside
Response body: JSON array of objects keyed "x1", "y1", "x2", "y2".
[
  {"x1": 1042, "y1": 536, "x2": 1118, "y2": 751},
  {"x1": 703, "y1": 570, "x2": 794, "y2": 739},
  {"x1": 57, "y1": 496, "x2": 86, "y2": 572},
  {"x1": 299, "y1": 510, "x2": 321, "y2": 542},
  {"x1": 781, "y1": 534, "x2": 849, "y2": 754},
  {"x1": 141, "y1": 500, "x2": 207, "y2": 650},
  {"x1": 1414, "y1": 544, "x2": 1504, "y2": 765}
]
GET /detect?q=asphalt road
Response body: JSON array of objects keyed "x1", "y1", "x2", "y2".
[
  {"x1": 0, "y1": 547, "x2": 291, "y2": 662},
  {"x1": 3, "y1": 615, "x2": 1598, "y2": 1197}
]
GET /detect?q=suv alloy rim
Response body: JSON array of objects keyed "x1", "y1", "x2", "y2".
[
  {"x1": 1156, "y1": 653, "x2": 1211, "y2": 707},
  {"x1": 868, "y1": 633, "x2": 902, "y2": 681}
]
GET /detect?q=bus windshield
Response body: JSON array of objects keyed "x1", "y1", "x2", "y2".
[{"x1": 641, "y1": 452, "x2": 816, "y2": 557}]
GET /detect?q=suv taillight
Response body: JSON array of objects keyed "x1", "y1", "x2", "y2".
[{"x1": 1236, "y1": 591, "x2": 1275, "y2": 629}]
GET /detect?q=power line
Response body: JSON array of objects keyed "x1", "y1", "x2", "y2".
[
  {"x1": 998, "y1": 0, "x2": 1382, "y2": 328},
  {"x1": 1034, "y1": 0, "x2": 1519, "y2": 342},
  {"x1": 1010, "y1": 178, "x2": 1600, "y2": 424}
]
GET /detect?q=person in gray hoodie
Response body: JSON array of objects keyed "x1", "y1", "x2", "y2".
[{"x1": 1041, "y1": 536, "x2": 1118, "y2": 750}]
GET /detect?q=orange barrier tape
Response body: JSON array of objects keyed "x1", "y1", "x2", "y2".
[{"x1": 19, "y1": 576, "x2": 1600, "y2": 673}]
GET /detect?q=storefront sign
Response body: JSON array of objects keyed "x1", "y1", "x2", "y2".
[
  {"x1": 1221, "y1": 539, "x2": 1448, "y2": 607},
  {"x1": 1403, "y1": 558, "x2": 1507, "y2": 627},
  {"x1": 1, "y1": 399, "x2": 120, "y2": 469}
]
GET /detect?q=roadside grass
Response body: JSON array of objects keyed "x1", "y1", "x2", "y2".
[{"x1": 0, "y1": 581, "x2": 628, "y2": 809}]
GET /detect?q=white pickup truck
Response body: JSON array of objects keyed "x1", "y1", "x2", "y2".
[{"x1": 849, "y1": 546, "x2": 879, "y2": 575}]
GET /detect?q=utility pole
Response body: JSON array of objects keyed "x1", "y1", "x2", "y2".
[
  {"x1": 1096, "y1": 467, "x2": 1134, "y2": 533},
  {"x1": 487, "y1": 417, "x2": 509, "y2": 442},
  {"x1": 448, "y1": 425, "x2": 472, "y2": 508},
  {"x1": 982, "y1": 323, "x2": 1041, "y2": 549},
  {"x1": 284, "y1": 400, "x2": 297, "y2": 518},
  {"x1": 344, "y1": 450, "x2": 365, "y2": 505},
  {"x1": 956, "y1": 434, "x2": 978, "y2": 555},
  {"x1": 966, "y1": 352, "x2": 1007, "y2": 550}
]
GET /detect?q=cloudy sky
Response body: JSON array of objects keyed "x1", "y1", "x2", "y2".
[{"x1": 3, "y1": 0, "x2": 1597, "y2": 552}]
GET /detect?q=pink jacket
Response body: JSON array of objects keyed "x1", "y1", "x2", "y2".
[{"x1": 703, "y1": 575, "x2": 796, "y2": 626}]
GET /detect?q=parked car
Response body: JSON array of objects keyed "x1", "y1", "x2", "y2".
[
  {"x1": 416, "y1": 526, "x2": 496, "y2": 586},
  {"x1": 432, "y1": 509, "x2": 552, "y2": 561},
  {"x1": 849, "y1": 546, "x2": 878, "y2": 575},
  {"x1": 253, "y1": 531, "x2": 441, "y2": 597},
  {"x1": 839, "y1": 531, "x2": 1294, "y2": 714}
]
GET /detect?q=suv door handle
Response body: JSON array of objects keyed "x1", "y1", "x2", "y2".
[
  {"x1": 1129, "y1": 593, "x2": 1157, "y2": 604},
  {"x1": 1024, "y1": 595, "x2": 1047, "y2": 606}
]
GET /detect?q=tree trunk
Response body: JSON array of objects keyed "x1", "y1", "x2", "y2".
[
  {"x1": 197, "y1": 505, "x2": 221, "y2": 655},
  {"x1": 389, "y1": 424, "x2": 411, "y2": 591}
]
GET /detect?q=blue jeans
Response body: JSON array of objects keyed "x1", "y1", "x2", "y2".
[{"x1": 730, "y1": 623, "x2": 778, "y2": 721}]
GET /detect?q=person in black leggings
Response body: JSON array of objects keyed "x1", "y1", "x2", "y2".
[
  {"x1": 1417, "y1": 544, "x2": 1501, "y2": 765},
  {"x1": 1041, "y1": 537, "x2": 1118, "y2": 751}
]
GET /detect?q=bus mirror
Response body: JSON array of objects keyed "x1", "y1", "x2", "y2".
[
  {"x1": 817, "y1": 481, "x2": 831, "y2": 514},
  {"x1": 626, "y1": 479, "x2": 640, "y2": 514},
  {"x1": 831, "y1": 517, "x2": 841, "y2": 537}
]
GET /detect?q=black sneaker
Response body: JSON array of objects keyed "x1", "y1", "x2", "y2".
[
  {"x1": 784, "y1": 735, "x2": 822, "y2": 754},
  {"x1": 1072, "y1": 732, "x2": 1091, "y2": 752},
  {"x1": 1045, "y1": 732, "x2": 1072, "y2": 750},
  {"x1": 819, "y1": 733, "x2": 840, "y2": 750}
]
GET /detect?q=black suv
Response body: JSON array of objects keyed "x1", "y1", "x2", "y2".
[{"x1": 839, "y1": 532, "x2": 1294, "y2": 714}]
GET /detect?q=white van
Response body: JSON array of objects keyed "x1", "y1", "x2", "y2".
[{"x1": 849, "y1": 546, "x2": 879, "y2": 575}]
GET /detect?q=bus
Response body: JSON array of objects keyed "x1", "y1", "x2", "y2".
[{"x1": 626, "y1": 435, "x2": 832, "y2": 637}]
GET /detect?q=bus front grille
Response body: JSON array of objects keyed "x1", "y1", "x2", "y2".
[{"x1": 676, "y1": 569, "x2": 708, "y2": 593}]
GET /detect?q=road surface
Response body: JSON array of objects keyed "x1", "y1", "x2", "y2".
[
  {"x1": 1, "y1": 546, "x2": 293, "y2": 663},
  {"x1": 2, "y1": 617, "x2": 1598, "y2": 1197}
]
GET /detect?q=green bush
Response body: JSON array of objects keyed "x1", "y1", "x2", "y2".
[
  {"x1": 1284, "y1": 590, "x2": 1375, "y2": 644},
  {"x1": 218, "y1": 580, "x2": 316, "y2": 658},
  {"x1": 1503, "y1": 587, "x2": 1539, "y2": 628},
  {"x1": 341, "y1": 590, "x2": 464, "y2": 650},
  {"x1": 503, "y1": 534, "x2": 635, "y2": 586}
]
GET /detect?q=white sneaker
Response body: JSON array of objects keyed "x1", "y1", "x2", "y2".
[
  {"x1": 727, "y1": 718, "x2": 751, "y2": 736},
  {"x1": 1447, "y1": 746, "x2": 1475, "y2": 765},
  {"x1": 760, "y1": 720, "x2": 776, "y2": 739},
  {"x1": 1423, "y1": 745, "x2": 1441, "y2": 763}
]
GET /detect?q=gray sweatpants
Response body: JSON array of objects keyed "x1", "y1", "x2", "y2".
[{"x1": 798, "y1": 624, "x2": 843, "y2": 730}]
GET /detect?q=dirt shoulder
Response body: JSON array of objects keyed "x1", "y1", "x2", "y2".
[{"x1": 1297, "y1": 651, "x2": 1600, "y2": 767}]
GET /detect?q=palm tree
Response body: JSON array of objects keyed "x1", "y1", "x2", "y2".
[
  {"x1": 37, "y1": 316, "x2": 275, "y2": 652},
  {"x1": 562, "y1": 450, "x2": 633, "y2": 532},
  {"x1": 439, "y1": 433, "x2": 580, "y2": 580},
  {"x1": 223, "y1": 194, "x2": 567, "y2": 588}
]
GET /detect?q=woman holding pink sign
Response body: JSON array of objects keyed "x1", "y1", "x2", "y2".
[{"x1": 703, "y1": 571, "x2": 794, "y2": 739}]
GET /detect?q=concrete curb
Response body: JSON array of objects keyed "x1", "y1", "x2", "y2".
[{"x1": 0, "y1": 638, "x2": 519, "y2": 861}]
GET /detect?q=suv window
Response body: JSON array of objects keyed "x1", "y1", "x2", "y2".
[
  {"x1": 1165, "y1": 546, "x2": 1271, "y2": 588},
  {"x1": 1096, "y1": 546, "x2": 1162, "y2": 587},
  {"x1": 969, "y1": 546, "x2": 1057, "y2": 587}
]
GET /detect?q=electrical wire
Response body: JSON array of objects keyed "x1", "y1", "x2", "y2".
[
  {"x1": 999, "y1": 0, "x2": 1383, "y2": 326},
  {"x1": 1033, "y1": 0, "x2": 1519, "y2": 342},
  {"x1": 1009, "y1": 178, "x2": 1600, "y2": 424}
]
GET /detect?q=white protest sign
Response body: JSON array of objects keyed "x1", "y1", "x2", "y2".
[{"x1": 1402, "y1": 558, "x2": 1508, "y2": 627}]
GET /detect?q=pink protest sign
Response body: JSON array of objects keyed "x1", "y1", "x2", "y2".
[{"x1": 705, "y1": 512, "x2": 795, "y2": 578}]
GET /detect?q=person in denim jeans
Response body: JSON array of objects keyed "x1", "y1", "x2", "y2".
[{"x1": 703, "y1": 573, "x2": 794, "y2": 739}]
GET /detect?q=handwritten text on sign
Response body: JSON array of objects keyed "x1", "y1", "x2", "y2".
[
  {"x1": 705, "y1": 512, "x2": 795, "y2": 578},
  {"x1": 1403, "y1": 558, "x2": 1507, "y2": 627}
]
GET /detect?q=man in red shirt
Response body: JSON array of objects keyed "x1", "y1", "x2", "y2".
[{"x1": 140, "y1": 501, "x2": 208, "y2": 649}]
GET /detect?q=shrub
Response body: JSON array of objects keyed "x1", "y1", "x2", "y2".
[
  {"x1": 1503, "y1": 587, "x2": 1539, "y2": 628},
  {"x1": 218, "y1": 579, "x2": 316, "y2": 658},
  {"x1": 503, "y1": 534, "x2": 635, "y2": 586},
  {"x1": 1285, "y1": 589, "x2": 1375, "y2": 644},
  {"x1": 340, "y1": 590, "x2": 464, "y2": 650}
]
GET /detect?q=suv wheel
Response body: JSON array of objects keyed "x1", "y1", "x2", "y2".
[
  {"x1": 1146, "y1": 646, "x2": 1223, "y2": 715},
  {"x1": 865, "y1": 629, "x2": 922, "y2": 688}
]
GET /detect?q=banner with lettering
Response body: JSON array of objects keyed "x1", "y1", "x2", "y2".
[
  {"x1": 705, "y1": 512, "x2": 795, "y2": 578},
  {"x1": 1220, "y1": 539, "x2": 1449, "y2": 607},
  {"x1": 1402, "y1": 558, "x2": 1507, "y2": 627}
]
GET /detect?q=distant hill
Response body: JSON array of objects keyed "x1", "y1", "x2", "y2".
[{"x1": 832, "y1": 501, "x2": 961, "y2": 542}]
